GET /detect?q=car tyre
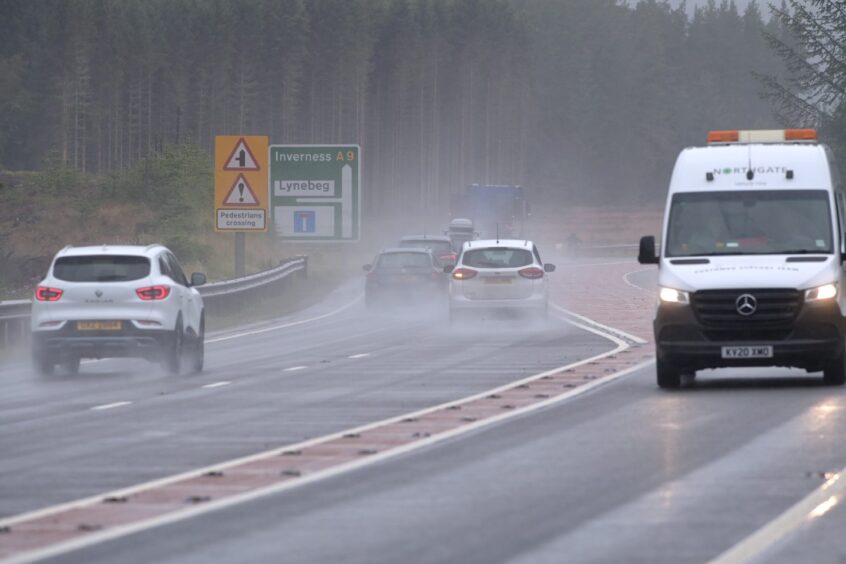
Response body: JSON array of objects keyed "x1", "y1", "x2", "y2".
[
  {"x1": 163, "y1": 317, "x2": 183, "y2": 376},
  {"x1": 32, "y1": 350, "x2": 55, "y2": 376},
  {"x1": 656, "y1": 357, "x2": 682, "y2": 389},
  {"x1": 62, "y1": 356, "x2": 81, "y2": 375},
  {"x1": 823, "y1": 348, "x2": 846, "y2": 386},
  {"x1": 190, "y1": 315, "x2": 205, "y2": 374}
]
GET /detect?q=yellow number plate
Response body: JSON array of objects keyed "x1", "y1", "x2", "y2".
[{"x1": 77, "y1": 321, "x2": 122, "y2": 331}]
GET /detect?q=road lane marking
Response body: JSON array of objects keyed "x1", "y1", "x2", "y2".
[
  {"x1": 283, "y1": 366, "x2": 307, "y2": 372},
  {"x1": 90, "y1": 401, "x2": 132, "y2": 411},
  {"x1": 0, "y1": 313, "x2": 651, "y2": 562},
  {"x1": 551, "y1": 303, "x2": 647, "y2": 345},
  {"x1": 348, "y1": 353, "x2": 370, "y2": 359},
  {"x1": 201, "y1": 381, "x2": 231, "y2": 389},
  {"x1": 711, "y1": 468, "x2": 846, "y2": 563},
  {"x1": 206, "y1": 294, "x2": 362, "y2": 344},
  {"x1": 622, "y1": 269, "x2": 653, "y2": 292}
]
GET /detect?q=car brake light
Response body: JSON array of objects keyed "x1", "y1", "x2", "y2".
[
  {"x1": 518, "y1": 267, "x2": 544, "y2": 279},
  {"x1": 452, "y1": 268, "x2": 477, "y2": 280},
  {"x1": 136, "y1": 285, "x2": 171, "y2": 300},
  {"x1": 35, "y1": 286, "x2": 63, "y2": 301}
]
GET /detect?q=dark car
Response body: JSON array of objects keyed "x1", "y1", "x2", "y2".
[
  {"x1": 363, "y1": 248, "x2": 447, "y2": 310},
  {"x1": 398, "y1": 235, "x2": 457, "y2": 266}
]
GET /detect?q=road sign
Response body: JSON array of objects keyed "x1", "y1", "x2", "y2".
[
  {"x1": 215, "y1": 136, "x2": 268, "y2": 232},
  {"x1": 269, "y1": 145, "x2": 360, "y2": 241}
]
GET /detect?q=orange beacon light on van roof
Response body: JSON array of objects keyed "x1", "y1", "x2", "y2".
[{"x1": 707, "y1": 129, "x2": 817, "y2": 144}]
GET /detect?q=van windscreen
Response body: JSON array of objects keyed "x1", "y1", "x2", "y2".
[{"x1": 666, "y1": 190, "x2": 833, "y2": 257}]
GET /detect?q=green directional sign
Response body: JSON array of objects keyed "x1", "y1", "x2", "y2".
[{"x1": 269, "y1": 145, "x2": 361, "y2": 241}]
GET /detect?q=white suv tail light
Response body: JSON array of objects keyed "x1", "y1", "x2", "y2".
[
  {"x1": 35, "y1": 286, "x2": 64, "y2": 301},
  {"x1": 136, "y1": 285, "x2": 171, "y2": 301}
]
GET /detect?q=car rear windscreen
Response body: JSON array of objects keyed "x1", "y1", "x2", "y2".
[
  {"x1": 53, "y1": 255, "x2": 151, "y2": 282},
  {"x1": 462, "y1": 248, "x2": 532, "y2": 268},
  {"x1": 399, "y1": 240, "x2": 453, "y2": 254},
  {"x1": 377, "y1": 253, "x2": 432, "y2": 269}
]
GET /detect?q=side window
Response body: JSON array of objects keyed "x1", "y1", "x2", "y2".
[
  {"x1": 158, "y1": 256, "x2": 172, "y2": 279},
  {"x1": 166, "y1": 253, "x2": 189, "y2": 287}
]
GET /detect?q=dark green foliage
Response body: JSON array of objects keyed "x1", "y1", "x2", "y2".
[
  {"x1": 758, "y1": 0, "x2": 846, "y2": 160},
  {"x1": 0, "y1": 0, "x2": 790, "y2": 213}
]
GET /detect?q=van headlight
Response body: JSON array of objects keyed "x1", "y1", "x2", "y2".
[
  {"x1": 805, "y1": 283, "x2": 838, "y2": 302},
  {"x1": 659, "y1": 287, "x2": 690, "y2": 304}
]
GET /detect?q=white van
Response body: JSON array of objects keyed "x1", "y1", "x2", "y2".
[{"x1": 638, "y1": 129, "x2": 846, "y2": 388}]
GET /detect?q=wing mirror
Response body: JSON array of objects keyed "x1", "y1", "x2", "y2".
[
  {"x1": 363, "y1": 264, "x2": 372, "y2": 272},
  {"x1": 638, "y1": 236, "x2": 659, "y2": 264},
  {"x1": 190, "y1": 272, "x2": 206, "y2": 287},
  {"x1": 544, "y1": 263, "x2": 556, "y2": 273},
  {"x1": 443, "y1": 265, "x2": 454, "y2": 274}
]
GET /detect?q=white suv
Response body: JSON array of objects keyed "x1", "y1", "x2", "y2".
[
  {"x1": 446, "y1": 239, "x2": 555, "y2": 322},
  {"x1": 30, "y1": 244, "x2": 206, "y2": 375}
]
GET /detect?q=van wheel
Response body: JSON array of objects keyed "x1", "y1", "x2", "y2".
[
  {"x1": 823, "y1": 352, "x2": 846, "y2": 386},
  {"x1": 163, "y1": 317, "x2": 183, "y2": 376},
  {"x1": 656, "y1": 358, "x2": 682, "y2": 389}
]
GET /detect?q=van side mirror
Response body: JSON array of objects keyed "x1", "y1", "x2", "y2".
[
  {"x1": 638, "y1": 236, "x2": 659, "y2": 264},
  {"x1": 363, "y1": 264, "x2": 372, "y2": 272},
  {"x1": 443, "y1": 265, "x2": 454, "y2": 274},
  {"x1": 190, "y1": 272, "x2": 206, "y2": 287},
  {"x1": 544, "y1": 263, "x2": 556, "y2": 273}
]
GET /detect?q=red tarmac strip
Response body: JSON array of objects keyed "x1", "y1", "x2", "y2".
[{"x1": 0, "y1": 260, "x2": 656, "y2": 563}]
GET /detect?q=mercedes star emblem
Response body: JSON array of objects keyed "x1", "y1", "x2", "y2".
[
  {"x1": 95, "y1": 290, "x2": 103, "y2": 298},
  {"x1": 735, "y1": 294, "x2": 757, "y2": 316}
]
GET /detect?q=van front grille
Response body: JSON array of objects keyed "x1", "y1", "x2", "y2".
[{"x1": 691, "y1": 289, "x2": 802, "y2": 328}]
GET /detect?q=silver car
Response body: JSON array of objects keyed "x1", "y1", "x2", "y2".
[{"x1": 446, "y1": 239, "x2": 555, "y2": 322}]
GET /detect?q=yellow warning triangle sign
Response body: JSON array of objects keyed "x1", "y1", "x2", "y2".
[
  {"x1": 223, "y1": 174, "x2": 260, "y2": 206},
  {"x1": 223, "y1": 137, "x2": 260, "y2": 171}
]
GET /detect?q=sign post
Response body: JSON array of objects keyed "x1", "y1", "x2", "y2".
[{"x1": 268, "y1": 145, "x2": 360, "y2": 242}]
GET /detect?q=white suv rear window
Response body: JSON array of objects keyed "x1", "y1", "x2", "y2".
[
  {"x1": 463, "y1": 248, "x2": 533, "y2": 268},
  {"x1": 53, "y1": 256, "x2": 150, "y2": 282}
]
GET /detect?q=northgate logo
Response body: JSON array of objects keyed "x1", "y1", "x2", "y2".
[{"x1": 713, "y1": 166, "x2": 788, "y2": 175}]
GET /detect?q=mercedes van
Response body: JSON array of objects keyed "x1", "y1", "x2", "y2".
[{"x1": 638, "y1": 129, "x2": 846, "y2": 388}]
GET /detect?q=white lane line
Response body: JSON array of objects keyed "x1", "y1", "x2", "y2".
[
  {"x1": 201, "y1": 381, "x2": 231, "y2": 389},
  {"x1": 0, "y1": 309, "x2": 647, "y2": 543},
  {"x1": 283, "y1": 366, "x2": 307, "y2": 372},
  {"x1": 348, "y1": 353, "x2": 370, "y2": 359},
  {"x1": 206, "y1": 294, "x2": 362, "y2": 344},
  {"x1": 90, "y1": 401, "x2": 132, "y2": 411},
  {"x1": 1, "y1": 316, "x2": 651, "y2": 564},
  {"x1": 551, "y1": 303, "x2": 647, "y2": 345},
  {"x1": 711, "y1": 469, "x2": 846, "y2": 563},
  {"x1": 623, "y1": 269, "x2": 654, "y2": 292}
]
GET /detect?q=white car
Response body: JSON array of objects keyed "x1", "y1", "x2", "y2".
[
  {"x1": 30, "y1": 244, "x2": 206, "y2": 376},
  {"x1": 446, "y1": 239, "x2": 554, "y2": 322}
]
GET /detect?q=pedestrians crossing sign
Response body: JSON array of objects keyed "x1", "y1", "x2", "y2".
[{"x1": 214, "y1": 136, "x2": 268, "y2": 231}]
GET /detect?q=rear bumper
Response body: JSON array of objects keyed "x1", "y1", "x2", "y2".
[
  {"x1": 32, "y1": 325, "x2": 171, "y2": 361},
  {"x1": 449, "y1": 293, "x2": 547, "y2": 312},
  {"x1": 655, "y1": 300, "x2": 845, "y2": 371}
]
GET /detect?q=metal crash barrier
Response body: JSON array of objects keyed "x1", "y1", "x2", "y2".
[{"x1": 0, "y1": 255, "x2": 308, "y2": 351}]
